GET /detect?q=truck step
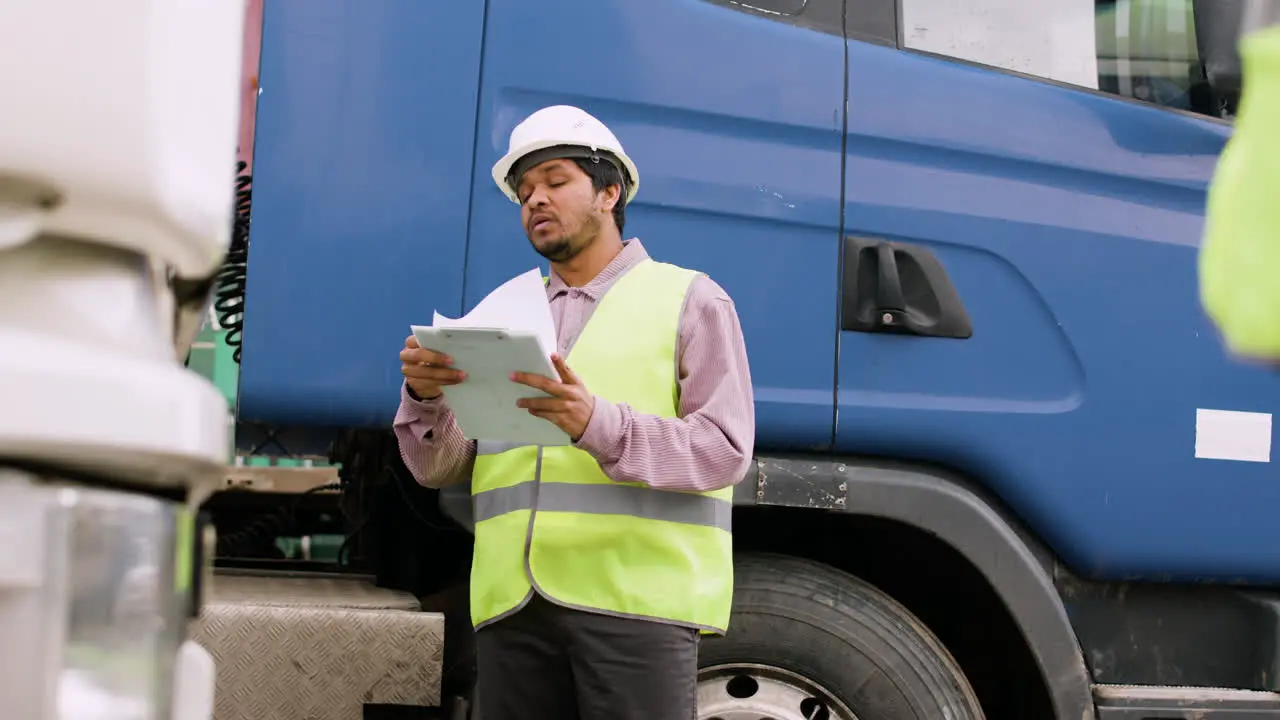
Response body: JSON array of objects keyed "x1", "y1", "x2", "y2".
[
  {"x1": 189, "y1": 570, "x2": 444, "y2": 720},
  {"x1": 1094, "y1": 684, "x2": 1280, "y2": 719}
]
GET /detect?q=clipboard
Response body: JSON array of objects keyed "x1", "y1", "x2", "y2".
[{"x1": 409, "y1": 325, "x2": 570, "y2": 446}]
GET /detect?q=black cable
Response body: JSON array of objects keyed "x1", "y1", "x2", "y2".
[
  {"x1": 390, "y1": 461, "x2": 446, "y2": 531},
  {"x1": 214, "y1": 161, "x2": 252, "y2": 364},
  {"x1": 336, "y1": 513, "x2": 372, "y2": 568},
  {"x1": 327, "y1": 430, "x2": 450, "y2": 572},
  {"x1": 331, "y1": 431, "x2": 378, "y2": 568}
]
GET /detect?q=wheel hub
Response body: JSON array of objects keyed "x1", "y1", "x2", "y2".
[{"x1": 697, "y1": 663, "x2": 859, "y2": 720}]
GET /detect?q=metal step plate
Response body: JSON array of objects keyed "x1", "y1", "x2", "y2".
[
  {"x1": 189, "y1": 570, "x2": 444, "y2": 720},
  {"x1": 1095, "y1": 683, "x2": 1280, "y2": 719}
]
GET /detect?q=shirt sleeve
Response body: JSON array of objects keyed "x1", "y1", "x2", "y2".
[
  {"x1": 574, "y1": 274, "x2": 756, "y2": 492},
  {"x1": 392, "y1": 383, "x2": 476, "y2": 489}
]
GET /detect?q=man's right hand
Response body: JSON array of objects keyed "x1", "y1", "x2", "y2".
[{"x1": 400, "y1": 334, "x2": 467, "y2": 400}]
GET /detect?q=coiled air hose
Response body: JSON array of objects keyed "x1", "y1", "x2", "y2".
[{"x1": 214, "y1": 161, "x2": 252, "y2": 364}]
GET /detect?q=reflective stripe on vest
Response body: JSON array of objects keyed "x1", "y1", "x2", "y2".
[
  {"x1": 470, "y1": 455, "x2": 733, "y2": 530},
  {"x1": 467, "y1": 259, "x2": 736, "y2": 634},
  {"x1": 1200, "y1": 26, "x2": 1280, "y2": 360}
]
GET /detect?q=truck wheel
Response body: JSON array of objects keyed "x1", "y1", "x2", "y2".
[{"x1": 697, "y1": 553, "x2": 985, "y2": 720}]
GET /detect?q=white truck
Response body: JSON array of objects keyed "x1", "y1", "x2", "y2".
[{"x1": 0, "y1": 1, "x2": 243, "y2": 718}]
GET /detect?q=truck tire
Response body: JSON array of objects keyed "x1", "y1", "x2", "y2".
[{"x1": 697, "y1": 553, "x2": 985, "y2": 720}]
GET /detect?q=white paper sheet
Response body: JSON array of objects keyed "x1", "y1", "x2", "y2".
[
  {"x1": 413, "y1": 267, "x2": 568, "y2": 445},
  {"x1": 431, "y1": 268, "x2": 556, "y2": 358}
]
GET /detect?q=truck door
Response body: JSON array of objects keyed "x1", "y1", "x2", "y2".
[
  {"x1": 238, "y1": 0, "x2": 486, "y2": 427},
  {"x1": 463, "y1": 0, "x2": 848, "y2": 447},
  {"x1": 835, "y1": 0, "x2": 1280, "y2": 583}
]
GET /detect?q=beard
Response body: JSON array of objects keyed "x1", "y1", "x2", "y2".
[
  {"x1": 528, "y1": 213, "x2": 600, "y2": 263},
  {"x1": 532, "y1": 235, "x2": 579, "y2": 262}
]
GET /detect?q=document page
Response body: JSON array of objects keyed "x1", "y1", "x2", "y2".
[
  {"x1": 413, "y1": 267, "x2": 568, "y2": 445},
  {"x1": 431, "y1": 268, "x2": 556, "y2": 357}
]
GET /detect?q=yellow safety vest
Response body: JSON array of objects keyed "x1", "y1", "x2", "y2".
[
  {"x1": 468, "y1": 258, "x2": 735, "y2": 633},
  {"x1": 1200, "y1": 26, "x2": 1280, "y2": 360}
]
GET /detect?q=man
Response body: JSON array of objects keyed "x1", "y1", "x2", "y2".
[
  {"x1": 393, "y1": 105, "x2": 755, "y2": 720},
  {"x1": 1199, "y1": 2, "x2": 1280, "y2": 363}
]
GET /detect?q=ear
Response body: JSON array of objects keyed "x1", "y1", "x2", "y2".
[{"x1": 598, "y1": 183, "x2": 622, "y2": 213}]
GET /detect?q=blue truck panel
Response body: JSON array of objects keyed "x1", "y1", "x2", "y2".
[
  {"x1": 236, "y1": 0, "x2": 1280, "y2": 585},
  {"x1": 839, "y1": 42, "x2": 1280, "y2": 582},
  {"x1": 462, "y1": 0, "x2": 844, "y2": 447},
  {"x1": 238, "y1": 0, "x2": 486, "y2": 426}
]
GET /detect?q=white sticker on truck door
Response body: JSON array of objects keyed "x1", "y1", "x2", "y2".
[{"x1": 1195, "y1": 409, "x2": 1272, "y2": 463}]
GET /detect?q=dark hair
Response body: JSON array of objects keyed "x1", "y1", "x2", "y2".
[{"x1": 573, "y1": 157, "x2": 627, "y2": 235}]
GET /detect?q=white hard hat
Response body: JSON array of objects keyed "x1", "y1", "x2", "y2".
[{"x1": 491, "y1": 105, "x2": 640, "y2": 205}]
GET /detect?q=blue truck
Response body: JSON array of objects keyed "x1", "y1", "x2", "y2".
[{"x1": 201, "y1": 0, "x2": 1280, "y2": 718}]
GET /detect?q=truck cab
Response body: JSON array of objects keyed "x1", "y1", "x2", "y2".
[{"x1": 199, "y1": 1, "x2": 1280, "y2": 719}]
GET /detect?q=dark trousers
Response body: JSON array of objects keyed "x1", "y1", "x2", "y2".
[{"x1": 473, "y1": 593, "x2": 699, "y2": 720}]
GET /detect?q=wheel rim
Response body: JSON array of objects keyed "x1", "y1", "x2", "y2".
[{"x1": 697, "y1": 663, "x2": 860, "y2": 720}]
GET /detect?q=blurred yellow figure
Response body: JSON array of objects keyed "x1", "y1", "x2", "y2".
[{"x1": 1200, "y1": 7, "x2": 1280, "y2": 362}]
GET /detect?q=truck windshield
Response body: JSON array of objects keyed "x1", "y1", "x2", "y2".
[{"x1": 901, "y1": 0, "x2": 1236, "y2": 120}]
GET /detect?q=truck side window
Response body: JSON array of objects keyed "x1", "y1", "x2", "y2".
[{"x1": 898, "y1": 0, "x2": 1230, "y2": 119}]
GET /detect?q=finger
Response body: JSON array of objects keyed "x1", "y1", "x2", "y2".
[
  {"x1": 403, "y1": 377, "x2": 462, "y2": 394},
  {"x1": 404, "y1": 334, "x2": 420, "y2": 350},
  {"x1": 511, "y1": 372, "x2": 563, "y2": 395},
  {"x1": 400, "y1": 347, "x2": 453, "y2": 366},
  {"x1": 402, "y1": 365, "x2": 466, "y2": 383},
  {"x1": 550, "y1": 354, "x2": 580, "y2": 385},
  {"x1": 516, "y1": 396, "x2": 571, "y2": 412},
  {"x1": 402, "y1": 364, "x2": 465, "y2": 382},
  {"x1": 527, "y1": 408, "x2": 569, "y2": 424}
]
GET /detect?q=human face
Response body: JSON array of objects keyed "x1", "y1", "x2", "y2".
[{"x1": 516, "y1": 158, "x2": 614, "y2": 263}]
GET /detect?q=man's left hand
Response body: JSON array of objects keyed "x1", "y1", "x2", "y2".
[{"x1": 513, "y1": 354, "x2": 596, "y2": 441}]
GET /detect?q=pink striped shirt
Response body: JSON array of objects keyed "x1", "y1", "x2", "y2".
[{"x1": 393, "y1": 239, "x2": 755, "y2": 492}]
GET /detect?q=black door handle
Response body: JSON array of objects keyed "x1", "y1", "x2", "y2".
[{"x1": 841, "y1": 236, "x2": 973, "y2": 338}]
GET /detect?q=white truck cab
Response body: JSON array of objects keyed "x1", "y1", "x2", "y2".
[{"x1": 0, "y1": 1, "x2": 245, "y2": 717}]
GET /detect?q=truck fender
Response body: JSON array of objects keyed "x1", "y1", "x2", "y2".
[{"x1": 735, "y1": 454, "x2": 1096, "y2": 720}]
